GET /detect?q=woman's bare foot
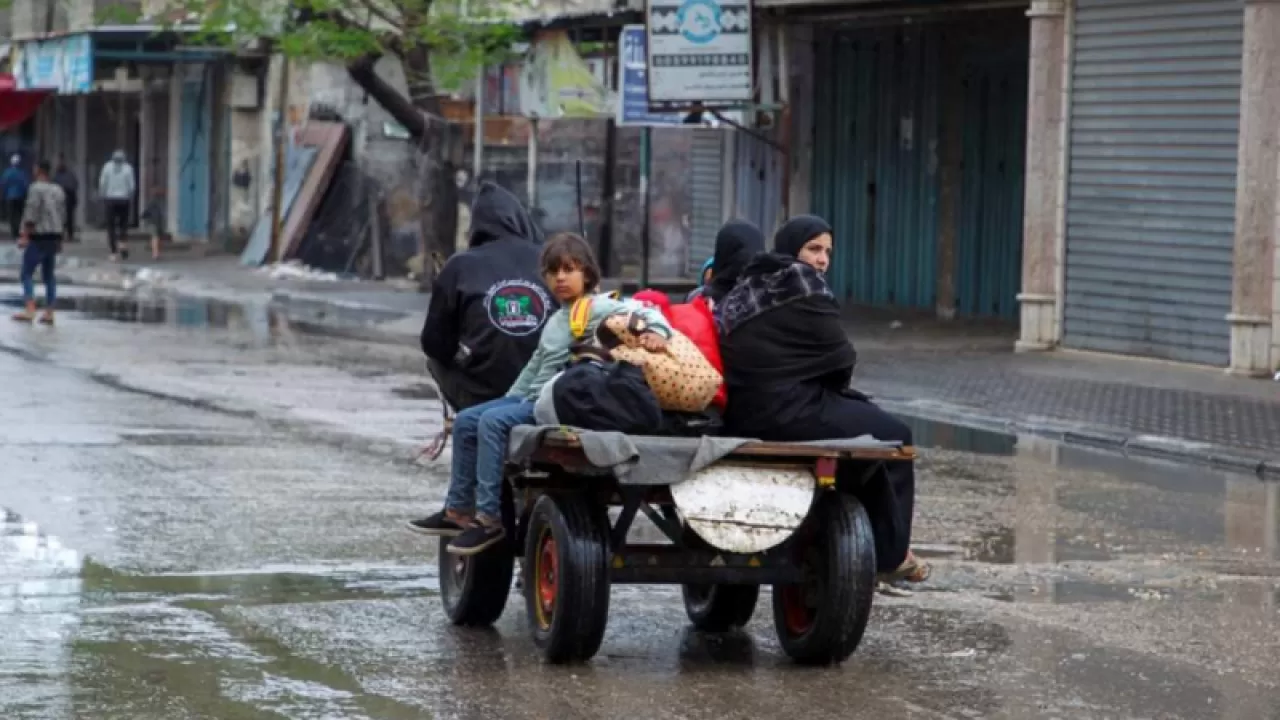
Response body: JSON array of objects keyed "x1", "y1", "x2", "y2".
[
  {"x1": 878, "y1": 550, "x2": 930, "y2": 584},
  {"x1": 38, "y1": 310, "x2": 54, "y2": 326}
]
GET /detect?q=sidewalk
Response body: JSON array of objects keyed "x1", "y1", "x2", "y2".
[
  {"x1": 849, "y1": 312, "x2": 1280, "y2": 473},
  {"x1": 4, "y1": 241, "x2": 1279, "y2": 473}
]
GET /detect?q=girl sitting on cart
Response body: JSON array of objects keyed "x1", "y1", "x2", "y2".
[{"x1": 413, "y1": 232, "x2": 673, "y2": 555}]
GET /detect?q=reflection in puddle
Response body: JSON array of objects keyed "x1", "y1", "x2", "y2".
[
  {"x1": 0, "y1": 503, "x2": 444, "y2": 717},
  {"x1": 0, "y1": 507, "x2": 83, "y2": 715},
  {"x1": 966, "y1": 527, "x2": 1016, "y2": 564},
  {"x1": 390, "y1": 383, "x2": 439, "y2": 401},
  {"x1": 81, "y1": 562, "x2": 441, "y2": 606},
  {"x1": 905, "y1": 416, "x2": 1018, "y2": 456}
]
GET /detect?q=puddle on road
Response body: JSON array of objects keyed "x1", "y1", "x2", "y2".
[
  {"x1": 390, "y1": 382, "x2": 439, "y2": 401},
  {"x1": 83, "y1": 561, "x2": 440, "y2": 606},
  {"x1": 2, "y1": 507, "x2": 440, "y2": 613},
  {"x1": 904, "y1": 416, "x2": 1018, "y2": 456},
  {"x1": 0, "y1": 290, "x2": 406, "y2": 350},
  {"x1": 0, "y1": 505, "x2": 444, "y2": 717}
]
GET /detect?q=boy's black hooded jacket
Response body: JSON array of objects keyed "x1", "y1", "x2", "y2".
[{"x1": 421, "y1": 183, "x2": 554, "y2": 403}]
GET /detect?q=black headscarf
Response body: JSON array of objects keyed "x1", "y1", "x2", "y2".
[
  {"x1": 773, "y1": 215, "x2": 833, "y2": 258},
  {"x1": 705, "y1": 219, "x2": 765, "y2": 303}
]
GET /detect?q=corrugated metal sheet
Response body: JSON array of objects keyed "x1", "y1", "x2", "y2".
[
  {"x1": 1063, "y1": 0, "x2": 1242, "y2": 365},
  {"x1": 735, "y1": 125, "x2": 783, "y2": 238},
  {"x1": 689, "y1": 128, "x2": 725, "y2": 274},
  {"x1": 812, "y1": 24, "x2": 940, "y2": 309},
  {"x1": 956, "y1": 26, "x2": 1028, "y2": 319}
]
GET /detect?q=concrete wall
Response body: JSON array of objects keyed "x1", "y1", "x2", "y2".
[{"x1": 9, "y1": 0, "x2": 36, "y2": 36}]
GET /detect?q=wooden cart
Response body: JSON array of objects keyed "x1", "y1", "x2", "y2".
[{"x1": 438, "y1": 427, "x2": 916, "y2": 665}]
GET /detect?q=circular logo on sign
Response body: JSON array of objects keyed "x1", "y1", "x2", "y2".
[
  {"x1": 677, "y1": 0, "x2": 721, "y2": 45},
  {"x1": 485, "y1": 280, "x2": 552, "y2": 337}
]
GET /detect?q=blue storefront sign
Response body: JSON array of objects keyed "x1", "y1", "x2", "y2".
[
  {"x1": 617, "y1": 25, "x2": 683, "y2": 127},
  {"x1": 13, "y1": 34, "x2": 94, "y2": 94}
]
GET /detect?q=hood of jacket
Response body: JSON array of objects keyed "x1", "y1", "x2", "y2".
[{"x1": 468, "y1": 182, "x2": 541, "y2": 248}]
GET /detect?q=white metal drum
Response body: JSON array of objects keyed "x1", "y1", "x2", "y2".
[{"x1": 670, "y1": 463, "x2": 815, "y2": 554}]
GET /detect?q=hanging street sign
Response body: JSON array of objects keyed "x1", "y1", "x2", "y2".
[
  {"x1": 617, "y1": 25, "x2": 685, "y2": 127},
  {"x1": 645, "y1": 0, "x2": 753, "y2": 110}
]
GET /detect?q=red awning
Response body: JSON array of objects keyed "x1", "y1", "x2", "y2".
[{"x1": 0, "y1": 74, "x2": 51, "y2": 131}]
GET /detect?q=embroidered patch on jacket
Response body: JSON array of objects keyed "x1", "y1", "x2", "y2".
[{"x1": 484, "y1": 279, "x2": 552, "y2": 336}]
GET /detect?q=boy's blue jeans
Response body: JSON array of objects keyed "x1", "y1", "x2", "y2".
[{"x1": 445, "y1": 396, "x2": 535, "y2": 520}]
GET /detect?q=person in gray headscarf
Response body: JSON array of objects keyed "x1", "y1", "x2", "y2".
[{"x1": 98, "y1": 150, "x2": 136, "y2": 261}]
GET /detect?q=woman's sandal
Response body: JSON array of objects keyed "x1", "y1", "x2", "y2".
[{"x1": 878, "y1": 551, "x2": 931, "y2": 584}]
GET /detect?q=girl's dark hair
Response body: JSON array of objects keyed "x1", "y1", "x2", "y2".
[{"x1": 540, "y1": 232, "x2": 601, "y2": 290}]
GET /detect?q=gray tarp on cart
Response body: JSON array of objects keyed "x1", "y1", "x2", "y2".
[{"x1": 507, "y1": 425, "x2": 902, "y2": 486}]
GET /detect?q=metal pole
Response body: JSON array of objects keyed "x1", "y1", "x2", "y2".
[
  {"x1": 600, "y1": 117, "x2": 617, "y2": 274},
  {"x1": 268, "y1": 55, "x2": 290, "y2": 264},
  {"x1": 575, "y1": 159, "x2": 585, "y2": 237},
  {"x1": 640, "y1": 125, "x2": 651, "y2": 289},
  {"x1": 472, "y1": 65, "x2": 484, "y2": 184},
  {"x1": 527, "y1": 117, "x2": 539, "y2": 211}
]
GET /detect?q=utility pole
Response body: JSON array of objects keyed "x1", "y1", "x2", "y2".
[{"x1": 268, "y1": 55, "x2": 290, "y2": 264}]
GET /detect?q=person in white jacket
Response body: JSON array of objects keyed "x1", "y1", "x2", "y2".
[{"x1": 98, "y1": 150, "x2": 135, "y2": 261}]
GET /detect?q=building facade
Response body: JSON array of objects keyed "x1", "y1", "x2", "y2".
[{"x1": 765, "y1": 0, "x2": 1277, "y2": 374}]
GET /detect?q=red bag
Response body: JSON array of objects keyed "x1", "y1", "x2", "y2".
[{"x1": 633, "y1": 291, "x2": 726, "y2": 410}]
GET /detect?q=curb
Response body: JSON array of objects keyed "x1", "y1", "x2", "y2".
[{"x1": 872, "y1": 395, "x2": 1278, "y2": 478}]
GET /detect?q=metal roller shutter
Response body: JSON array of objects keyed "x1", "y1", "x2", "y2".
[
  {"x1": 688, "y1": 129, "x2": 724, "y2": 275},
  {"x1": 1063, "y1": 0, "x2": 1243, "y2": 365}
]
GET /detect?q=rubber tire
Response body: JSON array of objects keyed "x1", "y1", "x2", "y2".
[
  {"x1": 771, "y1": 493, "x2": 876, "y2": 665},
  {"x1": 439, "y1": 536, "x2": 515, "y2": 626},
  {"x1": 681, "y1": 584, "x2": 760, "y2": 631},
  {"x1": 524, "y1": 493, "x2": 611, "y2": 663}
]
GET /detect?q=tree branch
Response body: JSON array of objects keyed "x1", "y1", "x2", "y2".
[{"x1": 347, "y1": 52, "x2": 428, "y2": 141}]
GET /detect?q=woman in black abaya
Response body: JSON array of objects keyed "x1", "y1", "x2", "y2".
[{"x1": 717, "y1": 215, "x2": 926, "y2": 582}]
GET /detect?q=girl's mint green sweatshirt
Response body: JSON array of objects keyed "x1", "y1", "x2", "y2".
[{"x1": 506, "y1": 294, "x2": 671, "y2": 401}]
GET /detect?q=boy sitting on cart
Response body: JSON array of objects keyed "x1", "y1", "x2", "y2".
[{"x1": 412, "y1": 233, "x2": 672, "y2": 555}]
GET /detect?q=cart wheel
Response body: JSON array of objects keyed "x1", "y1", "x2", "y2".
[
  {"x1": 439, "y1": 537, "x2": 514, "y2": 626},
  {"x1": 682, "y1": 584, "x2": 759, "y2": 631},
  {"x1": 523, "y1": 493, "x2": 610, "y2": 663},
  {"x1": 771, "y1": 493, "x2": 875, "y2": 665}
]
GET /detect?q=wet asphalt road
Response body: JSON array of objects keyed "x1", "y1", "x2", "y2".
[{"x1": 2, "y1": 293, "x2": 1279, "y2": 719}]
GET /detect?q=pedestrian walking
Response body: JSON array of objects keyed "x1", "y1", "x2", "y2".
[
  {"x1": 98, "y1": 149, "x2": 135, "y2": 261},
  {"x1": 1, "y1": 155, "x2": 30, "y2": 241},
  {"x1": 53, "y1": 157, "x2": 79, "y2": 243},
  {"x1": 12, "y1": 160, "x2": 66, "y2": 325},
  {"x1": 142, "y1": 182, "x2": 166, "y2": 260}
]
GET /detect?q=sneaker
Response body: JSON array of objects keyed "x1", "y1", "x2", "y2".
[
  {"x1": 406, "y1": 510, "x2": 467, "y2": 537},
  {"x1": 446, "y1": 523, "x2": 506, "y2": 556}
]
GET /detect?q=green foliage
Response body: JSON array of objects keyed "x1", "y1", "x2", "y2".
[{"x1": 101, "y1": 0, "x2": 526, "y2": 91}]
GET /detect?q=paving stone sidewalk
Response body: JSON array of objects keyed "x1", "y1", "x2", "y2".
[{"x1": 854, "y1": 339, "x2": 1280, "y2": 473}]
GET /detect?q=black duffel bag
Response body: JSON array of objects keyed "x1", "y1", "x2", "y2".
[{"x1": 551, "y1": 357, "x2": 664, "y2": 434}]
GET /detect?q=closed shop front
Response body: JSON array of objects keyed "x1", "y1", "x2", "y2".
[
  {"x1": 688, "y1": 128, "x2": 725, "y2": 274},
  {"x1": 809, "y1": 11, "x2": 1029, "y2": 317},
  {"x1": 1062, "y1": 0, "x2": 1243, "y2": 365}
]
